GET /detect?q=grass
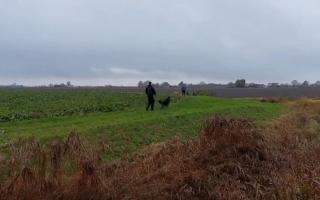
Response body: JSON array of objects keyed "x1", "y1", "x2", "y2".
[
  {"x1": 1, "y1": 102, "x2": 319, "y2": 199},
  {"x1": 0, "y1": 91, "x2": 282, "y2": 159},
  {"x1": 0, "y1": 88, "x2": 147, "y2": 122},
  {"x1": 3, "y1": 90, "x2": 320, "y2": 199}
]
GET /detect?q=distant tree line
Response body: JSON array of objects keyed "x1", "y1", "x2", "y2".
[
  {"x1": 138, "y1": 81, "x2": 173, "y2": 88},
  {"x1": 137, "y1": 79, "x2": 320, "y2": 89},
  {"x1": 228, "y1": 79, "x2": 320, "y2": 88},
  {"x1": 264, "y1": 80, "x2": 320, "y2": 88},
  {"x1": 48, "y1": 81, "x2": 73, "y2": 88},
  {"x1": 6, "y1": 80, "x2": 320, "y2": 89}
]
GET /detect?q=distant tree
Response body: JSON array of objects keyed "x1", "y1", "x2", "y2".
[
  {"x1": 291, "y1": 80, "x2": 300, "y2": 87},
  {"x1": 280, "y1": 83, "x2": 290, "y2": 87},
  {"x1": 138, "y1": 81, "x2": 144, "y2": 88},
  {"x1": 268, "y1": 83, "x2": 280, "y2": 88},
  {"x1": 160, "y1": 82, "x2": 171, "y2": 88},
  {"x1": 314, "y1": 81, "x2": 320, "y2": 86},
  {"x1": 54, "y1": 83, "x2": 66, "y2": 88},
  {"x1": 138, "y1": 80, "x2": 152, "y2": 88},
  {"x1": 67, "y1": 81, "x2": 72, "y2": 87},
  {"x1": 248, "y1": 83, "x2": 266, "y2": 88},
  {"x1": 227, "y1": 82, "x2": 235, "y2": 88},
  {"x1": 302, "y1": 80, "x2": 309, "y2": 87},
  {"x1": 198, "y1": 81, "x2": 206, "y2": 85},
  {"x1": 235, "y1": 79, "x2": 246, "y2": 88}
]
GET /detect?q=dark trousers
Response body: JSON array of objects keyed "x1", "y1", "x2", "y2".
[{"x1": 146, "y1": 96, "x2": 155, "y2": 111}]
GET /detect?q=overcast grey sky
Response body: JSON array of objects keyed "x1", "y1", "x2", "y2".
[{"x1": 1, "y1": 0, "x2": 320, "y2": 86}]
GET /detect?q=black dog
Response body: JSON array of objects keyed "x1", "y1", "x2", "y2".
[{"x1": 159, "y1": 96, "x2": 171, "y2": 108}]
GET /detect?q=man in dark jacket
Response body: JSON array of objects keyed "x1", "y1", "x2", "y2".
[
  {"x1": 145, "y1": 82, "x2": 156, "y2": 111},
  {"x1": 181, "y1": 83, "x2": 187, "y2": 96}
]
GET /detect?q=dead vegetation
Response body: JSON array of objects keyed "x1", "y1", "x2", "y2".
[
  {"x1": 0, "y1": 100, "x2": 320, "y2": 199},
  {"x1": 260, "y1": 97, "x2": 281, "y2": 103},
  {"x1": 258, "y1": 96, "x2": 294, "y2": 104}
]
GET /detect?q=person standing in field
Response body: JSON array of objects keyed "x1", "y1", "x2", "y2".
[
  {"x1": 145, "y1": 82, "x2": 156, "y2": 111},
  {"x1": 181, "y1": 82, "x2": 187, "y2": 96}
]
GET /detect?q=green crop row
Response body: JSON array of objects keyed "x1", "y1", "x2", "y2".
[{"x1": 0, "y1": 88, "x2": 152, "y2": 122}]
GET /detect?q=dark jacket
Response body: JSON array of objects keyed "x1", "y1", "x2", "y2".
[{"x1": 145, "y1": 85, "x2": 156, "y2": 98}]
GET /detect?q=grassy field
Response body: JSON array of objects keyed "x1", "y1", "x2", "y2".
[
  {"x1": 0, "y1": 88, "x2": 148, "y2": 122},
  {"x1": 2, "y1": 89, "x2": 319, "y2": 199},
  {"x1": 0, "y1": 88, "x2": 282, "y2": 159}
]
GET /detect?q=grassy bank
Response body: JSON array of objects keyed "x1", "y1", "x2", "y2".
[
  {"x1": 0, "y1": 100, "x2": 319, "y2": 199},
  {"x1": 0, "y1": 93, "x2": 282, "y2": 159}
]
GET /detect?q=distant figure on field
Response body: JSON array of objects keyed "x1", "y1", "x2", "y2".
[
  {"x1": 181, "y1": 83, "x2": 187, "y2": 96},
  {"x1": 145, "y1": 82, "x2": 156, "y2": 111}
]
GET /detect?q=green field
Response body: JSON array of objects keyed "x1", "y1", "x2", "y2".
[{"x1": 0, "y1": 88, "x2": 282, "y2": 159}]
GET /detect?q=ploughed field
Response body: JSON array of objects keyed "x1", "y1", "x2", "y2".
[
  {"x1": 42, "y1": 86, "x2": 320, "y2": 98},
  {"x1": 211, "y1": 87, "x2": 320, "y2": 98},
  {"x1": 0, "y1": 88, "x2": 281, "y2": 159}
]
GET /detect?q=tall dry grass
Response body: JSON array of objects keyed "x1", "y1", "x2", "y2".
[
  {"x1": 0, "y1": 100, "x2": 319, "y2": 199},
  {"x1": 265, "y1": 99, "x2": 320, "y2": 199}
]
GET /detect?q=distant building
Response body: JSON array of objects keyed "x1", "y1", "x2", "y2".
[{"x1": 160, "y1": 82, "x2": 171, "y2": 88}]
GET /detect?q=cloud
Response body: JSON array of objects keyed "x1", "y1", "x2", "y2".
[
  {"x1": 1, "y1": 0, "x2": 320, "y2": 85},
  {"x1": 109, "y1": 67, "x2": 142, "y2": 76}
]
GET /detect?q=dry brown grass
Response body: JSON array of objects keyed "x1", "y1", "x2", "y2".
[
  {"x1": 260, "y1": 97, "x2": 281, "y2": 103},
  {"x1": 265, "y1": 99, "x2": 320, "y2": 199},
  {"x1": 259, "y1": 96, "x2": 297, "y2": 104},
  {"x1": 0, "y1": 100, "x2": 320, "y2": 199}
]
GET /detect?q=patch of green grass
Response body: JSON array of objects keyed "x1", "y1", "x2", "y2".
[
  {"x1": 0, "y1": 88, "x2": 149, "y2": 122},
  {"x1": 0, "y1": 94, "x2": 282, "y2": 159}
]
